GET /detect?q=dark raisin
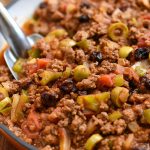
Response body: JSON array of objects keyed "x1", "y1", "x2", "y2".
[
  {"x1": 129, "y1": 38, "x2": 138, "y2": 45},
  {"x1": 41, "y1": 92, "x2": 58, "y2": 107},
  {"x1": 92, "y1": 34, "x2": 101, "y2": 43},
  {"x1": 134, "y1": 47, "x2": 149, "y2": 61},
  {"x1": 144, "y1": 78, "x2": 150, "y2": 89},
  {"x1": 89, "y1": 52, "x2": 103, "y2": 63},
  {"x1": 140, "y1": 76, "x2": 150, "y2": 90},
  {"x1": 39, "y1": 2, "x2": 48, "y2": 9},
  {"x1": 119, "y1": 5, "x2": 128, "y2": 12},
  {"x1": 79, "y1": 15, "x2": 90, "y2": 23},
  {"x1": 80, "y1": 2, "x2": 90, "y2": 8},
  {"x1": 60, "y1": 78, "x2": 77, "y2": 93},
  {"x1": 144, "y1": 77, "x2": 150, "y2": 90},
  {"x1": 129, "y1": 80, "x2": 137, "y2": 90}
]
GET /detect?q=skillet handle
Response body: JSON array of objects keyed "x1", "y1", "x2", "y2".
[{"x1": 0, "y1": 2, "x2": 31, "y2": 58}]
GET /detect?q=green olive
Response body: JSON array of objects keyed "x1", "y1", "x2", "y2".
[
  {"x1": 111, "y1": 87, "x2": 129, "y2": 107},
  {"x1": 143, "y1": 109, "x2": 150, "y2": 124},
  {"x1": 45, "y1": 29, "x2": 68, "y2": 42},
  {"x1": 77, "y1": 39, "x2": 90, "y2": 50},
  {"x1": 108, "y1": 22, "x2": 129, "y2": 41},
  {"x1": 113, "y1": 75, "x2": 124, "y2": 87},
  {"x1": 74, "y1": 65, "x2": 90, "y2": 81},
  {"x1": 135, "y1": 66, "x2": 147, "y2": 77},
  {"x1": 0, "y1": 87, "x2": 8, "y2": 99},
  {"x1": 119, "y1": 46, "x2": 133, "y2": 58},
  {"x1": 13, "y1": 59, "x2": 25, "y2": 74},
  {"x1": 63, "y1": 67, "x2": 71, "y2": 78},
  {"x1": 0, "y1": 97, "x2": 11, "y2": 111},
  {"x1": 109, "y1": 111, "x2": 122, "y2": 122},
  {"x1": 85, "y1": 134, "x2": 103, "y2": 150},
  {"x1": 77, "y1": 92, "x2": 110, "y2": 112},
  {"x1": 59, "y1": 38, "x2": 76, "y2": 50},
  {"x1": 40, "y1": 71, "x2": 62, "y2": 85}
]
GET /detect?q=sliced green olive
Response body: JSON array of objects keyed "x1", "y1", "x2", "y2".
[
  {"x1": 143, "y1": 109, "x2": 150, "y2": 124},
  {"x1": 85, "y1": 134, "x2": 103, "y2": 150},
  {"x1": 135, "y1": 66, "x2": 147, "y2": 77},
  {"x1": 109, "y1": 111, "x2": 122, "y2": 122},
  {"x1": 28, "y1": 48, "x2": 41, "y2": 58},
  {"x1": 45, "y1": 29, "x2": 68, "y2": 42},
  {"x1": 40, "y1": 71, "x2": 62, "y2": 85},
  {"x1": 13, "y1": 59, "x2": 25, "y2": 73},
  {"x1": 108, "y1": 22, "x2": 129, "y2": 41},
  {"x1": 0, "y1": 87, "x2": 8, "y2": 99},
  {"x1": 0, "y1": 97, "x2": 11, "y2": 111},
  {"x1": 74, "y1": 65, "x2": 90, "y2": 81},
  {"x1": 15, "y1": 90, "x2": 28, "y2": 121},
  {"x1": 11, "y1": 94, "x2": 20, "y2": 122},
  {"x1": 77, "y1": 92, "x2": 110, "y2": 112},
  {"x1": 77, "y1": 39, "x2": 90, "y2": 50},
  {"x1": 113, "y1": 75, "x2": 124, "y2": 87},
  {"x1": 59, "y1": 38, "x2": 76, "y2": 50},
  {"x1": 119, "y1": 46, "x2": 133, "y2": 58},
  {"x1": 111, "y1": 87, "x2": 129, "y2": 107},
  {"x1": 63, "y1": 67, "x2": 71, "y2": 78},
  {"x1": 50, "y1": 29, "x2": 68, "y2": 38},
  {"x1": 0, "y1": 106, "x2": 11, "y2": 116}
]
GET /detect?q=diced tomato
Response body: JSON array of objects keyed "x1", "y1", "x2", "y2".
[
  {"x1": 98, "y1": 74, "x2": 115, "y2": 87},
  {"x1": 141, "y1": 14, "x2": 150, "y2": 20},
  {"x1": 37, "y1": 58, "x2": 49, "y2": 69},
  {"x1": 21, "y1": 109, "x2": 42, "y2": 139}
]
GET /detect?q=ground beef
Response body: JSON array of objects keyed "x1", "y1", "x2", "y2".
[
  {"x1": 76, "y1": 75, "x2": 98, "y2": 90},
  {"x1": 122, "y1": 108, "x2": 136, "y2": 122},
  {"x1": 75, "y1": 49, "x2": 87, "y2": 64},
  {"x1": 95, "y1": 60, "x2": 117, "y2": 74}
]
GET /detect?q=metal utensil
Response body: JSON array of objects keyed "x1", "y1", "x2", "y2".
[{"x1": 0, "y1": 2, "x2": 43, "y2": 79}]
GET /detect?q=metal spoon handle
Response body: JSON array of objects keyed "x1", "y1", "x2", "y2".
[{"x1": 0, "y1": 2, "x2": 31, "y2": 58}]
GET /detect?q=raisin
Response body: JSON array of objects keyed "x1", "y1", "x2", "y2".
[
  {"x1": 89, "y1": 52, "x2": 103, "y2": 63},
  {"x1": 134, "y1": 47, "x2": 149, "y2": 61},
  {"x1": 39, "y1": 2, "x2": 48, "y2": 9},
  {"x1": 79, "y1": 15, "x2": 90, "y2": 23},
  {"x1": 129, "y1": 38, "x2": 138, "y2": 45},
  {"x1": 60, "y1": 78, "x2": 77, "y2": 93},
  {"x1": 80, "y1": 2, "x2": 90, "y2": 8},
  {"x1": 41, "y1": 92, "x2": 58, "y2": 107},
  {"x1": 129, "y1": 80, "x2": 137, "y2": 89},
  {"x1": 141, "y1": 76, "x2": 150, "y2": 90},
  {"x1": 92, "y1": 34, "x2": 101, "y2": 44}
]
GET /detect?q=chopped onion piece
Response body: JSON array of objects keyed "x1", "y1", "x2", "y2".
[{"x1": 58, "y1": 128, "x2": 71, "y2": 150}]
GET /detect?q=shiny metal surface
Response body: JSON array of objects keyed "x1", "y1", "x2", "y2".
[
  {"x1": 0, "y1": 2, "x2": 43, "y2": 79},
  {"x1": 0, "y1": 2, "x2": 31, "y2": 58}
]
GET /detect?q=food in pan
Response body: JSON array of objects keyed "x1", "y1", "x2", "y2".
[{"x1": 0, "y1": 0, "x2": 150, "y2": 149}]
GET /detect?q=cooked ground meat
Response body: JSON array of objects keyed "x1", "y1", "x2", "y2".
[{"x1": 1, "y1": 0, "x2": 150, "y2": 150}]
